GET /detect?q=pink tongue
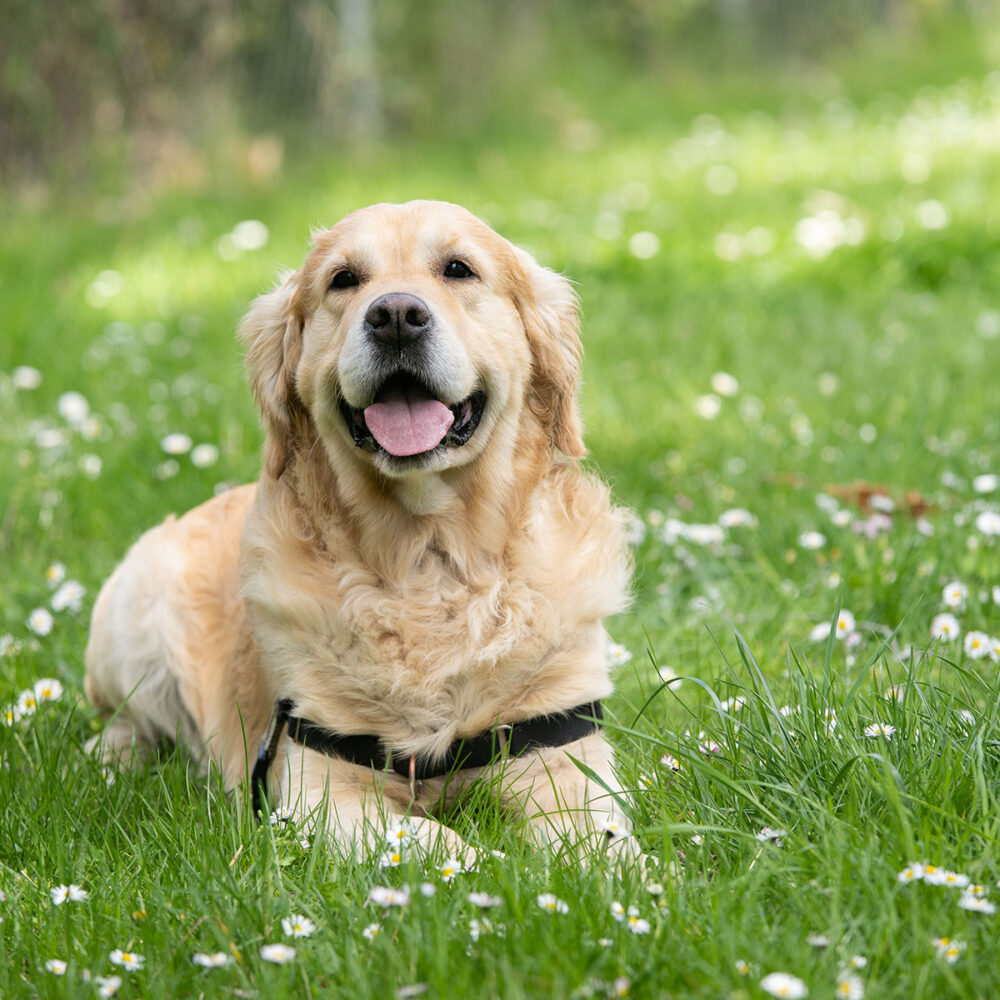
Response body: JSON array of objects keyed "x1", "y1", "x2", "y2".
[{"x1": 364, "y1": 385, "x2": 455, "y2": 457}]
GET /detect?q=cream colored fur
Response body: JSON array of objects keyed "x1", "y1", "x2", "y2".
[{"x1": 85, "y1": 200, "x2": 633, "y2": 861}]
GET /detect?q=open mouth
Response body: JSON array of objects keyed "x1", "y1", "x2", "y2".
[{"x1": 339, "y1": 373, "x2": 487, "y2": 459}]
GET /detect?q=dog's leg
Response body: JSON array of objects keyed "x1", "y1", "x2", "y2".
[
  {"x1": 496, "y1": 733, "x2": 641, "y2": 865},
  {"x1": 271, "y1": 746, "x2": 477, "y2": 864}
]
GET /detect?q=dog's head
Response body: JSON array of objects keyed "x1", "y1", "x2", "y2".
[{"x1": 240, "y1": 201, "x2": 585, "y2": 494}]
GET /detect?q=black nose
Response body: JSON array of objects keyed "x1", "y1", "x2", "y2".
[{"x1": 364, "y1": 293, "x2": 432, "y2": 348}]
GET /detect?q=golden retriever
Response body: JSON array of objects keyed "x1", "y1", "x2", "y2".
[{"x1": 84, "y1": 200, "x2": 633, "y2": 861}]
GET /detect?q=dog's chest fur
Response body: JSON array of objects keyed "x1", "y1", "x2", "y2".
[{"x1": 240, "y1": 476, "x2": 626, "y2": 758}]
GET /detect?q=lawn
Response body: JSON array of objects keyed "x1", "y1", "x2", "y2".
[{"x1": 2, "y1": 21, "x2": 1000, "y2": 1000}]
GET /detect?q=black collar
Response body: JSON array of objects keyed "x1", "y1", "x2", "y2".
[{"x1": 251, "y1": 698, "x2": 603, "y2": 817}]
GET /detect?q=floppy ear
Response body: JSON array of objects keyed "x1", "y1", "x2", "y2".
[
  {"x1": 513, "y1": 249, "x2": 587, "y2": 458},
  {"x1": 238, "y1": 271, "x2": 306, "y2": 478}
]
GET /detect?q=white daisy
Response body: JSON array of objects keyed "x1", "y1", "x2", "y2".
[
  {"x1": 975, "y1": 510, "x2": 1000, "y2": 536},
  {"x1": 282, "y1": 914, "x2": 316, "y2": 938},
  {"x1": 438, "y1": 858, "x2": 463, "y2": 881},
  {"x1": 362, "y1": 922, "x2": 381, "y2": 941},
  {"x1": 798, "y1": 531, "x2": 826, "y2": 550},
  {"x1": 863, "y1": 723, "x2": 896, "y2": 740},
  {"x1": 660, "y1": 753, "x2": 682, "y2": 772},
  {"x1": 96, "y1": 975, "x2": 123, "y2": 998},
  {"x1": 160, "y1": 432, "x2": 192, "y2": 455},
  {"x1": 924, "y1": 869, "x2": 969, "y2": 888},
  {"x1": 51, "y1": 580, "x2": 86, "y2": 613},
  {"x1": 964, "y1": 631, "x2": 990, "y2": 659},
  {"x1": 760, "y1": 971, "x2": 809, "y2": 998},
  {"x1": 109, "y1": 949, "x2": 144, "y2": 970},
  {"x1": 958, "y1": 893, "x2": 996, "y2": 914},
  {"x1": 835, "y1": 971, "x2": 864, "y2": 999},
  {"x1": 719, "y1": 508, "x2": 757, "y2": 528},
  {"x1": 755, "y1": 827, "x2": 788, "y2": 845},
  {"x1": 16, "y1": 690, "x2": 38, "y2": 716},
  {"x1": 942, "y1": 581, "x2": 968, "y2": 607},
  {"x1": 467, "y1": 891, "x2": 502, "y2": 908},
  {"x1": 45, "y1": 959, "x2": 68, "y2": 975},
  {"x1": 33, "y1": 678, "x2": 63, "y2": 702},
  {"x1": 835, "y1": 610, "x2": 856, "y2": 638},
  {"x1": 897, "y1": 863, "x2": 925, "y2": 882},
  {"x1": 50, "y1": 884, "x2": 88, "y2": 905},
  {"x1": 45, "y1": 563, "x2": 67, "y2": 587},
  {"x1": 368, "y1": 886, "x2": 410, "y2": 907},
  {"x1": 536, "y1": 893, "x2": 569, "y2": 914},
  {"x1": 192, "y1": 952, "x2": 232, "y2": 967},
  {"x1": 930, "y1": 613, "x2": 960, "y2": 642},
  {"x1": 932, "y1": 937, "x2": 966, "y2": 963},
  {"x1": 260, "y1": 942, "x2": 295, "y2": 964},
  {"x1": 27, "y1": 608, "x2": 54, "y2": 637}
]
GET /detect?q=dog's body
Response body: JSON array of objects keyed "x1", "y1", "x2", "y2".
[{"x1": 85, "y1": 201, "x2": 632, "y2": 858}]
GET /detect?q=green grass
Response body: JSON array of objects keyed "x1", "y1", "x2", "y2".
[{"x1": 3, "y1": 20, "x2": 1000, "y2": 1000}]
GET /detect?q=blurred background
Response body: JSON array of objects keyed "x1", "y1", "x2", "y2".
[{"x1": 4, "y1": 0, "x2": 999, "y2": 201}]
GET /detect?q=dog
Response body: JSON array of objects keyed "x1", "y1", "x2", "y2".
[{"x1": 85, "y1": 200, "x2": 633, "y2": 861}]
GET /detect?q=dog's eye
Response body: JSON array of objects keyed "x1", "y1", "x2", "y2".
[
  {"x1": 330, "y1": 269, "x2": 360, "y2": 290},
  {"x1": 443, "y1": 260, "x2": 474, "y2": 279}
]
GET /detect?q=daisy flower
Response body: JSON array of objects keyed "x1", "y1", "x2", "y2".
[
  {"x1": 380, "y1": 849, "x2": 404, "y2": 868},
  {"x1": 362, "y1": 922, "x2": 381, "y2": 941},
  {"x1": 45, "y1": 959, "x2": 68, "y2": 975},
  {"x1": 964, "y1": 631, "x2": 990, "y2": 659},
  {"x1": 27, "y1": 608, "x2": 54, "y2": 637},
  {"x1": 798, "y1": 531, "x2": 826, "y2": 550},
  {"x1": 932, "y1": 937, "x2": 965, "y2": 963},
  {"x1": 760, "y1": 971, "x2": 809, "y2": 998},
  {"x1": 418, "y1": 882, "x2": 436, "y2": 897},
  {"x1": 536, "y1": 893, "x2": 569, "y2": 914},
  {"x1": 606, "y1": 642, "x2": 632, "y2": 668},
  {"x1": 924, "y1": 869, "x2": 968, "y2": 888},
  {"x1": 942, "y1": 581, "x2": 968, "y2": 608},
  {"x1": 809, "y1": 622, "x2": 833, "y2": 641},
  {"x1": 975, "y1": 511, "x2": 1000, "y2": 536},
  {"x1": 863, "y1": 723, "x2": 896, "y2": 740},
  {"x1": 109, "y1": 950, "x2": 144, "y2": 970},
  {"x1": 898, "y1": 863, "x2": 925, "y2": 882},
  {"x1": 96, "y1": 975, "x2": 123, "y2": 998},
  {"x1": 161, "y1": 432, "x2": 192, "y2": 455},
  {"x1": 930, "y1": 613, "x2": 960, "y2": 642},
  {"x1": 260, "y1": 943, "x2": 295, "y2": 964},
  {"x1": 600, "y1": 818, "x2": 631, "y2": 840},
  {"x1": 45, "y1": 562, "x2": 67, "y2": 587},
  {"x1": 192, "y1": 952, "x2": 232, "y2": 967},
  {"x1": 50, "y1": 884, "x2": 88, "y2": 905},
  {"x1": 660, "y1": 753, "x2": 682, "y2": 771},
  {"x1": 719, "y1": 508, "x2": 757, "y2": 528},
  {"x1": 438, "y1": 858, "x2": 463, "y2": 881},
  {"x1": 625, "y1": 913, "x2": 651, "y2": 935},
  {"x1": 755, "y1": 827, "x2": 788, "y2": 845},
  {"x1": 33, "y1": 678, "x2": 63, "y2": 702},
  {"x1": 958, "y1": 893, "x2": 996, "y2": 914},
  {"x1": 385, "y1": 823, "x2": 414, "y2": 846},
  {"x1": 467, "y1": 892, "x2": 502, "y2": 908},
  {"x1": 806, "y1": 935, "x2": 830, "y2": 948},
  {"x1": 847, "y1": 956, "x2": 867, "y2": 969},
  {"x1": 835, "y1": 610, "x2": 856, "y2": 638},
  {"x1": 282, "y1": 914, "x2": 316, "y2": 938},
  {"x1": 735, "y1": 959, "x2": 751, "y2": 975},
  {"x1": 51, "y1": 580, "x2": 85, "y2": 613},
  {"x1": 835, "y1": 971, "x2": 864, "y2": 999},
  {"x1": 2, "y1": 705, "x2": 20, "y2": 726},
  {"x1": 16, "y1": 690, "x2": 38, "y2": 716},
  {"x1": 368, "y1": 886, "x2": 410, "y2": 907}
]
